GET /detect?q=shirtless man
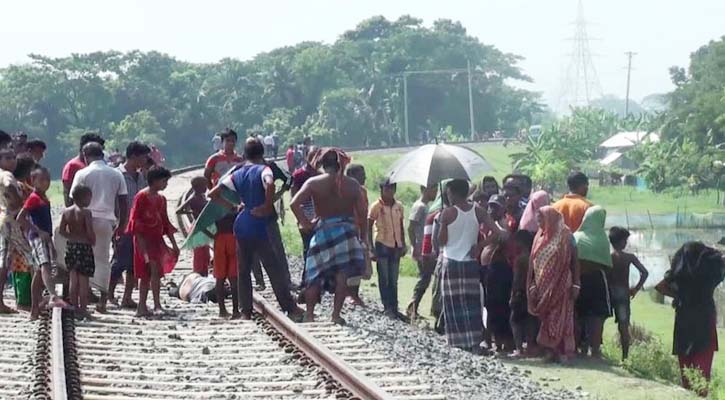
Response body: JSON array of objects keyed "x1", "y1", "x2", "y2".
[
  {"x1": 290, "y1": 148, "x2": 368, "y2": 324},
  {"x1": 608, "y1": 226, "x2": 649, "y2": 360}
]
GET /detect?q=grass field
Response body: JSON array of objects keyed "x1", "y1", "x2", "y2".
[{"x1": 589, "y1": 185, "x2": 722, "y2": 215}]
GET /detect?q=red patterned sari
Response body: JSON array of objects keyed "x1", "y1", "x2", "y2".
[{"x1": 527, "y1": 206, "x2": 576, "y2": 355}]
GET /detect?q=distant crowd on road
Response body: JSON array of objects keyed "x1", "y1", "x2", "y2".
[{"x1": 0, "y1": 127, "x2": 722, "y2": 396}]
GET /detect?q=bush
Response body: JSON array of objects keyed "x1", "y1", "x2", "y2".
[{"x1": 603, "y1": 324, "x2": 680, "y2": 383}]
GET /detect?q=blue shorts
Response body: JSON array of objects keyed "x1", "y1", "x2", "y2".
[{"x1": 110, "y1": 234, "x2": 134, "y2": 280}]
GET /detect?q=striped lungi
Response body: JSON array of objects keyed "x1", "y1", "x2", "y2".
[
  {"x1": 305, "y1": 217, "x2": 365, "y2": 287},
  {"x1": 441, "y1": 257, "x2": 484, "y2": 350}
]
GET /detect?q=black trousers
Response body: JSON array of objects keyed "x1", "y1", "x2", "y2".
[
  {"x1": 411, "y1": 257, "x2": 436, "y2": 308},
  {"x1": 237, "y1": 238, "x2": 295, "y2": 314}
]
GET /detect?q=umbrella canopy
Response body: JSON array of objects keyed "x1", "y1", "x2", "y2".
[{"x1": 387, "y1": 143, "x2": 493, "y2": 188}]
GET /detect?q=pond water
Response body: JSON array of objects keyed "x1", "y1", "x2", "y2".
[{"x1": 621, "y1": 227, "x2": 724, "y2": 288}]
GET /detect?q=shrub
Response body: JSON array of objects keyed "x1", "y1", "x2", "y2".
[{"x1": 603, "y1": 325, "x2": 680, "y2": 383}]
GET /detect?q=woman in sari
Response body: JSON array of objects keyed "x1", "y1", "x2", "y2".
[
  {"x1": 656, "y1": 242, "x2": 725, "y2": 396},
  {"x1": 527, "y1": 206, "x2": 580, "y2": 362},
  {"x1": 573, "y1": 205, "x2": 613, "y2": 358}
]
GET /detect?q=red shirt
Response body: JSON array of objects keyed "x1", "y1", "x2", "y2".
[
  {"x1": 421, "y1": 211, "x2": 440, "y2": 257},
  {"x1": 62, "y1": 156, "x2": 86, "y2": 185},
  {"x1": 205, "y1": 151, "x2": 244, "y2": 186},
  {"x1": 286, "y1": 148, "x2": 295, "y2": 171}
]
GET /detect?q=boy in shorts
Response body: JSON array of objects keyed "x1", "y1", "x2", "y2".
[
  {"x1": 213, "y1": 210, "x2": 239, "y2": 319},
  {"x1": 609, "y1": 226, "x2": 649, "y2": 360},
  {"x1": 176, "y1": 176, "x2": 211, "y2": 276},
  {"x1": 59, "y1": 185, "x2": 96, "y2": 319},
  {"x1": 18, "y1": 166, "x2": 64, "y2": 319}
]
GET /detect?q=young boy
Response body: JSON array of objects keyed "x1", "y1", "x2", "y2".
[
  {"x1": 368, "y1": 179, "x2": 406, "y2": 320},
  {"x1": 0, "y1": 148, "x2": 32, "y2": 314},
  {"x1": 176, "y1": 176, "x2": 211, "y2": 276},
  {"x1": 609, "y1": 226, "x2": 649, "y2": 360},
  {"x1": 58, "y1": 185, "x2": 96, "y2": 319},
  {"x1": 509, "y1": 229, "x2": 538, "y2": 357},
  {"x1": 127, "y1": 167, "x2": 180, "y2": 317},
  {"x1": 18, "y1": 166, "x2": 62, "y2": 319},
  {"x1": 204, "y1": 128, "x2": 243, "y2": 189},
  {"x1": 212, "y1": 206, "x2": 240, "y2": 318},
  {"x1": 209, "y1": 184, "x2": 240, "y2": 319}
]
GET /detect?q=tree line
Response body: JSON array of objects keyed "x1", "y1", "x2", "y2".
[{"x1": 0, "y1": 15, "x2": 544, "y2": 175}]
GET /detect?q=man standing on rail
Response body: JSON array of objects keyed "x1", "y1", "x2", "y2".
[
  {"x1": 208, "y1": 138, "x2": 303, "y2": 321},
  {"x1": 290, "y1": 148, "x2": 368, "y2": 324},
  {"x1": 70, "y1": 142, "x2": 128, "y2": 313}
]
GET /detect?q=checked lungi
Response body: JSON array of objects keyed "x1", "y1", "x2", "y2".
[
  {"x1": 441, "y1": 257, "x2": 484, "y2": 350},
  {"x1": 305, "y1": 217, "x2": 365, "y2": 288}
]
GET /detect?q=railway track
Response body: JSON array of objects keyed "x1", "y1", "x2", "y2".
[
  {"x1": 7, "y1": 166, "x2": 446, "y2": 400},
  {"x1": 0, "y1": 294, "x2": 52, "y2": 399}
]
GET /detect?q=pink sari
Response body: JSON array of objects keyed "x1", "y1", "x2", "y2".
[{"x1": 527, "y1": 206, "x2": 575, "y2": 355}]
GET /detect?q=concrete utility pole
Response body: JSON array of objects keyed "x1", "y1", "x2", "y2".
[
  {"x1": 467, "y1": 59, "x2": 475, "y2": 139},
  {"x1": 403, "y1": 72, "x2": 410, "y2": 145},
  {"x1": 625, "y1": 51, "x2": 637, "y2": 116}
]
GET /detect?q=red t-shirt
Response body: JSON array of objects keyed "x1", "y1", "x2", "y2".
[
  {"x1": 286, "y1": 148, "x2": 295, "y2": 171},
  {"x1": 61, "y1": 156, "x2": 86, "y2": 185},
  {"x1": 205, "y1": 152, "x2": 244, "y2": 186}
]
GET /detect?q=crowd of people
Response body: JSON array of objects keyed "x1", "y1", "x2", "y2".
[
  {"x1": 0, "y1": 126, "x2": 722, "y2": 395},
  {"x1": 0, "y1": 129, "x2": 178, "y2": 320}
]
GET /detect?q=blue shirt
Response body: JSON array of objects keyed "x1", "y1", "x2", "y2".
[{"x1": 221, "y1": 163, "x2": 273, "y2": 240}]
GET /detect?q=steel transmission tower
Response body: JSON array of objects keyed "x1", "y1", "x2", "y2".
[{"x1": 557, "y1": 0, "x2": 603, "y2": 112}]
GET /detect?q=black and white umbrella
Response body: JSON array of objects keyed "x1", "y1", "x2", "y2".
[{"x1": 387, "y1": 143, "x2": 493, "y2": 187}]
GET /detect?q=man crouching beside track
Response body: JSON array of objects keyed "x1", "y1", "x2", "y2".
[{"x1": 290, "y1": 147, "x2": 368, "y2": 325}]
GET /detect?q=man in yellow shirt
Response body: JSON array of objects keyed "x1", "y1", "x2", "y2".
[
  {"x1": 552, "y1": 172, "x2": 593, "y2": 232},
  {"x1": 368, "y1": 179, "x2": 406, "y2": 320}
]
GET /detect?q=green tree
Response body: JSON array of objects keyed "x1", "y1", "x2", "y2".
[
  {"x1": 665, "y1": 36, "x2": 725, "y2": 146},
  {"x1": 107, "y1": 110, "x2": 166, "y2": 152}
]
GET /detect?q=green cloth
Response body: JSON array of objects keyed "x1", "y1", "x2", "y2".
[
  {"x1": 181, "y1": 185, "x2": 240, "y2": 250},
  {"x1": 573, "y1": 205, "x2": 613, "y2": 268},
  {"x1": 12, "y1": 272, "x2": 31, "y2": 306}
]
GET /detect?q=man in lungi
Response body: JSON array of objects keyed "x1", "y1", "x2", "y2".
[
  {"x1": 438, "y1": 179, "x2": 503, "y2": 352},
  {"x1": 290, "y1": 148, "x2": 368, "y2": 325}
]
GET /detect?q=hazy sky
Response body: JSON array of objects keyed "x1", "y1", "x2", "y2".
[{"x1": 3, "y1": 0, "x2": 724, "y2": 108}]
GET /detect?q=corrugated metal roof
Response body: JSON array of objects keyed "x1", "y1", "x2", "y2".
[
  {"x1": 599, "y1": 131, "x2": 660, "y2": 149},
  {"x1": 600, "y1": 151, "x2": 624, "y2": 165}
]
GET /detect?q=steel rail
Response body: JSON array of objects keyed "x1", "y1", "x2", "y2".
[
  {"x1": 252, "y1": 292, "x2": 394, "y2": 400},
  {"x1": 51, "y1": 307, "x2": 67, "y2": 400}
]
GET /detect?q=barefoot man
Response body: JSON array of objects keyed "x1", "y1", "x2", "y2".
[{"x1": 290, "y1": 148, "x2": 368, "y2": 324}]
